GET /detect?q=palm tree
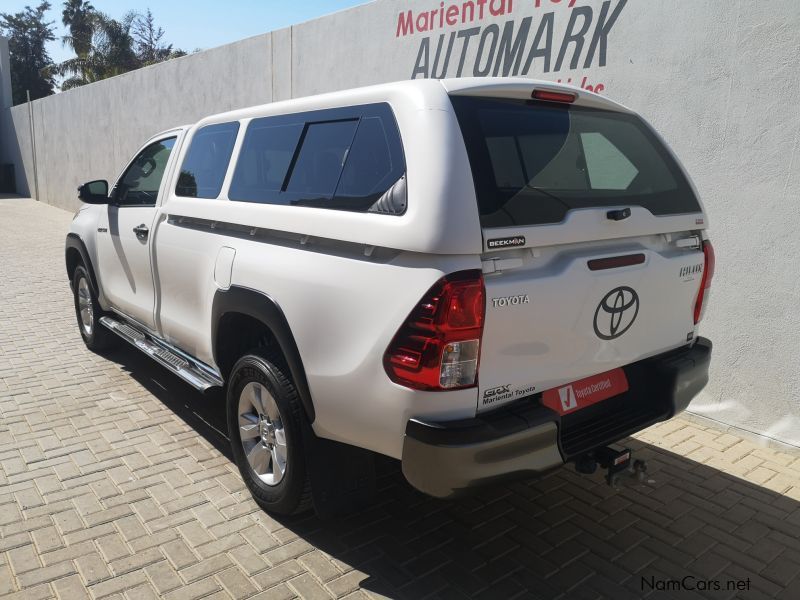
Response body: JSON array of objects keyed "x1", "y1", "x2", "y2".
[
  {"x1": 53, "y1": 10, "x2": 139, "y2": 89},
  {"x1": 59, "y1": 0, "x2": 95, "y2": 86},
  {"x1": 93, "y1": 11, "x2": 139, "y2": 77},
  {"x1": 61, "y1": 0, "x2": 94, "y2": 58},
  {"x1": 51, "y1": 3, "x2": 187, "y2": 90}
]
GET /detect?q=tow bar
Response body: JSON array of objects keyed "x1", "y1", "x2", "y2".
[{"x1": 574, "y1": 446, "x2": 651, "y2": 487}]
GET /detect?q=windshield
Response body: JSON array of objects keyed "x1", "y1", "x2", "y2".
[{"x1": 450, "y1": 96, "x2": 701, "y2": 228}]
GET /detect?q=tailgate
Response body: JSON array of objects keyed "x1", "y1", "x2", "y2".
[
  {"x1": 478, "y1": 231, "x2": 706, "y2": 412},
  {"x1": 448, "y1": 91, "x2": 709, "y2": 413}
]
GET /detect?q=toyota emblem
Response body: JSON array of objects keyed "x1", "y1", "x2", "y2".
[{"x1": 593, "y1": 287, "x2": 639, "y2": 340}]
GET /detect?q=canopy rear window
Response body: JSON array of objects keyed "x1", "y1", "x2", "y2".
[{"x1": 450, "y1": 96, "x2": 701, "y2": 228}]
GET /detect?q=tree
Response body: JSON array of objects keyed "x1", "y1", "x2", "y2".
[
  {"x1": 59, "y1": 0, "x2": 94, "y2": 85},
  {"x1": 132, "y1": 8, "x2": 170, "y2": 65},
  {"x1": 93, "y1": 11, "x2": 139, "y2": 78},
  {"x1": 54, "y1": 11, "x2": 140, "y2": 89},
  {"x1": 61, "y1": 0, "x2": 94, "y2": 59},
  {"x1": 52, "y1": 4, "x2": 187, "y2": 89},
  {"x1": 0, "y1": 2, "x2": 56, "y2": 104}
]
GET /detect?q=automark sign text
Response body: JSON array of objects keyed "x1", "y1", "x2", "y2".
[{"x1": 397, "y1": 0, "x2": 627, "y2": 87}]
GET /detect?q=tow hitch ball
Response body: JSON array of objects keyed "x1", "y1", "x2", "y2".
[{"x1": 575, "y1": 447, "x2": 648, "y2": 486}]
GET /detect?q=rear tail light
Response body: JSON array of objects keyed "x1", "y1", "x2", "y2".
[
  {"x1": 532, "y1": 89, "x2": 577, "y2": 104},
  {"x1": 693, "y1": 240, "x2": 715, "y2": 324},
  {"x1": 384, "y1": 270, "x2": 485, "y2": 391}
]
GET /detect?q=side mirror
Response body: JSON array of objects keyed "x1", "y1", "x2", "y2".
[{"x1": 77, "y1": 180, "x2": 109, "y2": 204}]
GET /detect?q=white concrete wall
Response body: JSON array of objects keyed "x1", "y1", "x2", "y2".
[
  {"x1": 1, "y1": 0, "x2": 799, "y2": 447},
  {"x1": 0, "y1": 35, "x2": 15, "y2": 192},
  {"x1": 0, "y1": 37, "x2": 10, "y2": 110}
]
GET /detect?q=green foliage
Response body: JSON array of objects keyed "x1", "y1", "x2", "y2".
[
  {"x1": 0, "y1": 2, "x2": 56, "y2": 104},
  {"x1": 61, "y1": 0, "x2": 93, "y2": 59},
  {"x1": 52, "y1": 3, "x2": 189, "y2": 90},
  {"x1": 1, "y1": 2, "x2": 189, "y2": 99},
  {"x1": 133, "y1": 8, "x2": 177, "y2": 66}
]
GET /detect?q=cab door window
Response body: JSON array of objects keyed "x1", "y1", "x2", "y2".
[{"x1": 115, "y1": 137, "x2": 176, "y2": 206}]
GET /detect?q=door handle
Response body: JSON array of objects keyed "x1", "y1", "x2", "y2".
[
  {"x1": 133, "y1": 224, "x2": 149, "y2": 240},
  {"x1": 607, "y1": 208, "x2": 632, "y2": 221}
]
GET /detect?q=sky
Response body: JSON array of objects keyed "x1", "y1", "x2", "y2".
[{"x1": 2, "y1": 0, "x2": 372, "y2": 64}]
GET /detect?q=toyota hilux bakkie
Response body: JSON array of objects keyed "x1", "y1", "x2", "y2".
[{"x1": 66, "y1": 78, "x2": 713, "y2": 515}]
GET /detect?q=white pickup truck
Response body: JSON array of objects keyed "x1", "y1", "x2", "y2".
[{"x1": 66, "y1": 78, "x2": 713, "y2": 516}]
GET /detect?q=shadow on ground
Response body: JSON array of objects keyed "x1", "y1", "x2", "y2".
[{"x1": 103, "y1": 343, "x2": 799, "y2": 600}]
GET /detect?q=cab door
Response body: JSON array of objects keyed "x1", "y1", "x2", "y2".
[{"x1": 96, "y1": 135, "x2": 177, "y2": 329}]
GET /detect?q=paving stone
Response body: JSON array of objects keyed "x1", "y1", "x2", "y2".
[
  {"x1": 163, "y1": 576, "x2": 221, "y2": 600},
  {"x1": 1, "y1": 583, "x2": 54, "y2": 600},
  {"x1": 97, "y1": 533, "x2": 132, "y2": 563},
  {"x1": 162, "y1": 539, "x2": 199, "y2": 571},
  {"x1": 76, "y1": 552, "x2": 112, "y2": 586},
  {"x1": 252, "y1": 560, "x2": 307, "y2": 589},
  {"x1": 0, "y1": 561, "x2": 18, "y2": 596},
  {"x1": 109, "y1": 547, "x2": 163, "y2": 576},
  {"x1": 265, "y1": 538, "x2": 314, "y2": 565},
  {"x1": 143, "y1": 560, "x2": 183, "y2": 595},
  {"x1": 288, "y1": 572, "x2": 335, "y2": 599},
  {"x1": 0, "y1": 532, "x2": 33, "y2": 553},
  {"x1": 2, "y1": 197, "x2": 800, "y2": 600},
  {"x1": 179, "y1": 554, "x2": 234, "y2": 584},
  {"x1": 760, "y1": 554, "x2": 800, "y2": 588},
  {"x1": 17, "y1": 559, "x2": 77, "y2": 588},
  {"x1": 128, "y1": 528, "x2": 178, "y2": 553},
  {"x1": 7, "y1": 543, "x2": 42, "y2": 575},
  {"x1": 89, "y1": 570, "x2": 148, "y2": 598},
  {"x1": 249, "y1": 583, "x2": 295, "y2": 600},
  {"x1": 229, "y1": 543, "x2": 270, "y2": 576},
  {"x1": 52, "y1": 574, "x2": 91, "y2": 600},
  {"x1": 299, "y1": 550, "x2": 343, "y2": 583},
  {"x1": 122, "y1": 583, "x2": 160, "y2": 600},
  {"x1": 41, "y1": 540, "x2": 95, "y2": 567},
  {"x1": 215, "y1": 566, "x2": 259, "y2": 599}
]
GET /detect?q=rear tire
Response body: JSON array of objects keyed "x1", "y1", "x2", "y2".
[
  {"x1": 72, "y1": 265, "x2": 115, "y2": 351},
  {"x1": 226, "y1": 351, "x2": 312, "y2": 515}
]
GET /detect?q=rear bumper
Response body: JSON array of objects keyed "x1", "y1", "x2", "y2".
[{"x1": 401, "y1": 337, "x2": 712, "y2": 498}]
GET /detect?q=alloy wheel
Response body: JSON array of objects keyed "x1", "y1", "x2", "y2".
[
  {"x1": 77, "y1": 276, "x2": 94, "y2": 336},
  {"x1": 237, "y1": 381, "x2": 288, "y2": 485}
]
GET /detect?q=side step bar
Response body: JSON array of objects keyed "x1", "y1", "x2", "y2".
[{"x1": 99, "y1": 316, "x2": 223, "y2": 391}]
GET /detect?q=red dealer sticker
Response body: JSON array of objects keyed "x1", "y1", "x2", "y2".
[{"x1": 541, "y1": 368, "x2": 628, "y2": 416}]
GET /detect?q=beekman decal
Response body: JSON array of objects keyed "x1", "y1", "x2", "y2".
[
  {"x1": 487, "y1": 236, "x2": 526, "y2": 248},
  {"x1": 397, "y1": 0, "x2": 628, "y2": 93}
]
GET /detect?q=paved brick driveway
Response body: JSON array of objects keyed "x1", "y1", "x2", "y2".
[{"x1": 1, "y1": 196, "x2": 799, "y2": 600}]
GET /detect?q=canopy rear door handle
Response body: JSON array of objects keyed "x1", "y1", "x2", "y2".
[
  {"x1": 607, "y1": 208, "x2": 632, "y2": 221},
  {"x1": 133, "y1": 224, "x2": 149, "y2": 240}
]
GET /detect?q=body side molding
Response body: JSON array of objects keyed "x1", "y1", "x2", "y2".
[{"x1": 211, "y1": 286, "x2": 316, "y2": 423}]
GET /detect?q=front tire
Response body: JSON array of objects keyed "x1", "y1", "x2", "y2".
[
  {"x1": 72, "y1": 265, "x2": 115, "y2": 351},
  {"x1": 226, "y1": 352, "x2": 312, "y2": 515}
]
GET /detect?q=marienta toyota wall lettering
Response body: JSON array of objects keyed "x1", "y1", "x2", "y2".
[{"x1": 65, "y1": 78, "x2": 713, "y2": 516}]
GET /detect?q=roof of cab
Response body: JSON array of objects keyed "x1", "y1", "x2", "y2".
[
  {"x1": 191, "y1": 77, "x2": 633, "y2": 130},
  {"x1": 145, "y1": 125, "x2": 191, "y2": 144}
]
